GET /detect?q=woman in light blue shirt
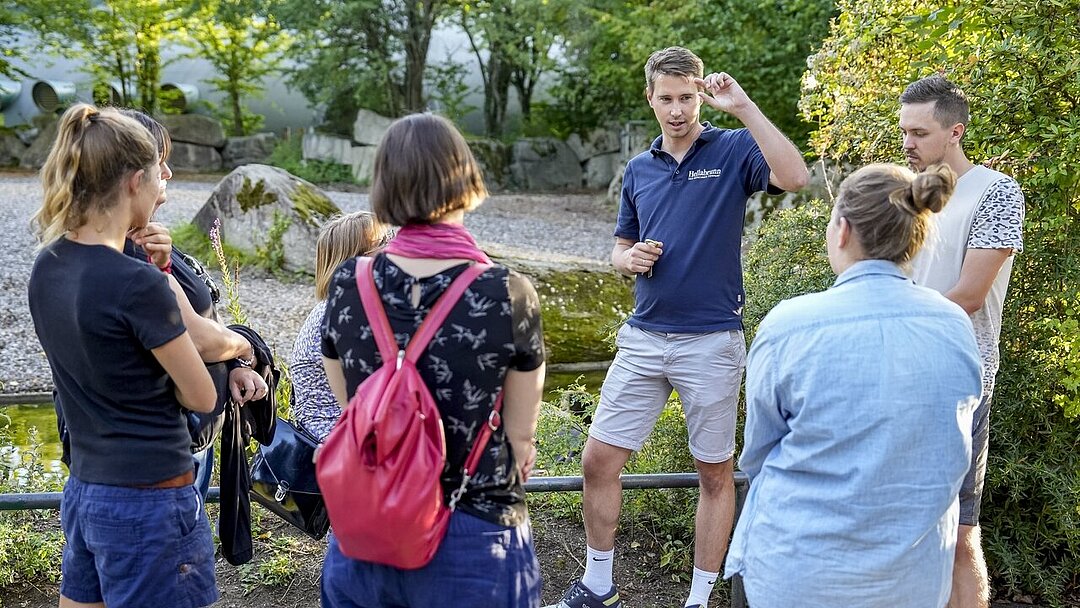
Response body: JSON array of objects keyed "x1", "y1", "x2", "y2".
[{"x1": 726, "y1": 163, "x2": 982, "y2": 608}]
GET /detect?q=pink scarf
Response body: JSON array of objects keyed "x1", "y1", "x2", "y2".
[{"x1": 383, "y1": 222, "x2": 492, "y2": 264}]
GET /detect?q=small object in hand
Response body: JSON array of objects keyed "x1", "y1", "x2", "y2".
[{"x1": 643, "y1": 239, "x2": 663, "y2": 278}]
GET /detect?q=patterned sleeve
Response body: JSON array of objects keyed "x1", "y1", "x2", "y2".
[
  {"x1": 508, "y1": 270, "x2": 545, "y2": 372},
  {"x1": 968, "y1": 177, "x2": 1024, "y2": 253}
]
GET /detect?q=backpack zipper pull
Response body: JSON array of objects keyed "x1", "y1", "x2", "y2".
[{"x1": 396, "y1": 349, "x2": 405, "y2": 370}]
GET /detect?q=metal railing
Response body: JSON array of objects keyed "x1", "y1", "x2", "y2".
[{"x1": 0, "y1": 472, "x2": 750, "y2": 607}]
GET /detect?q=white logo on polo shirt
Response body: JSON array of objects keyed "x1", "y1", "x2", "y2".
[{"x1": 687, "y1": 168, "x2": 723, "y2": 180}]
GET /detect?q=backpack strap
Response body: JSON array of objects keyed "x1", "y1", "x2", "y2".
[
  {"x1": 354, "y1": 257, "x2": 399, "y2": 366},
  {"x1": 449, "y1": 391, "x2": 504, "y2": 511}
]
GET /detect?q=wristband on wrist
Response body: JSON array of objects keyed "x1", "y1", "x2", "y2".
[
  {"x1": 235, "y1": 355, "x2": 255, "y2": 368},
  {"x1": 147, "y1": 254, "x2": 172, "y2": 274}
]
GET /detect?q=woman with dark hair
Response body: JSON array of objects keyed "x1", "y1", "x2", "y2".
[
  {"x1": 319, "y1": 114, "x2": 545, "y2": 607},
  {"x1": 725, "y1": 163, "x2": 983, "y2": 608},
  {"x1": 29, "y1": 103, "x2": 220, "y2": 607}
]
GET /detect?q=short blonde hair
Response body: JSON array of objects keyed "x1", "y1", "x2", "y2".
[
  {"x1": 370, "y1": 114, "x2": 487, "y2": 226},
  {"x1": 644, "y1": 46, "x2": 704, "y2": 92},
  {"x1": 34, "y1": 104, "x2": 158, "y2": 246},
  {"x1": 315, "y1": 211, "x2": 389, "y2": 300}
]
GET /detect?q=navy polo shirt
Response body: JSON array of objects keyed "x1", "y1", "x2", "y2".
[{"x1": 615, "y1": 123, "x2": 778, "y2": 333}]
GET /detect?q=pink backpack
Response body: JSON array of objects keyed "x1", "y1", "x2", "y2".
[{"x1": 315, "y1": 256, "x2": 503, "y2": 569}]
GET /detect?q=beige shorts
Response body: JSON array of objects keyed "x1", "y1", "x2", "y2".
[{"x1": 589, "y1": 324, "x2": 746, "y2": 463}]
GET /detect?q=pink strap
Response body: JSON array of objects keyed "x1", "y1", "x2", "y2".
[
  {"x1": 462, "y1": 392, "x2": 503, "y2": 476},
  {"x1": 354, "y1": 257, "x2": 398, "y2": 365}
]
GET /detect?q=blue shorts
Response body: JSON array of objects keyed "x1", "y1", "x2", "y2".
[
  {"x1": 321, "y1": 510, "x2": 541, "y2": 608},
  {"x1": 60, "y1": 475, "x2": 219, "y2": 608}
]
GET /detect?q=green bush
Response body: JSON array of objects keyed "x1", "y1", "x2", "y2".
[
  {"x1": 742, "y1": 199, "x2": 834, "y2": 343},
  {"x1": 0, "y1": 421, "x2": 64, "y2": 586},
  {"x1": 801, "y1": 1, "x2": 1080, "y2": 602},
  {"x1": 534, "y1": 386, "x2": 698, "y2": 581}
]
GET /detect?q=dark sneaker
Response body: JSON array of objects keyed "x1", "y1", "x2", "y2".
[{"x1": 550, "y1": 581, "x2": 622, "y2": 608}]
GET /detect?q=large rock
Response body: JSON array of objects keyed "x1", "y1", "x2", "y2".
[
  {"x1": 467, "y1": 138, "x2": 511, "y2": 191},
  {"x1": 222, "y1": 133, "x2": 278, "y2": 169},
  {"x1": 302, "y1": 130, "x2": 375, "y2": 183},
  {"x1": 19, "y1": 121, "x2": 58, "y2": 170},
  {"x1": 567, "y1": 127, "x2": 620, "y2": 162},
  {"x1": 192, "y1": 164, "x2": 341, "y2": 274},
  {"x1": 169, "y1": 141, "x2": 223, "y2": 173},
  {"x1": 353, "y1": 109, "x2": 394, "y2": 146},
  {"x1": 160, "y1": 113, "x2": 227, "y2": 148},
  {"x1": 583, "y1": 152, "x2": 620, "y2": 190},
  {"x1": 0, "y1": 131, "x2": 27, "y2": 167},
  {"x1": 510, "y1": 138, "x2": 583, "y2": 191}
]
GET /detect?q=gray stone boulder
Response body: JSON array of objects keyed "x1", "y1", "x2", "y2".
[
  {"x1": 567, "y1": 127, "x2": 620, "y2": 162},
  {"x1": 302, "y1": 130, "x2": 352, "y2": 163},
  {"x1": 467, "y1": 138, "x2": 511, "y2": 191},
  {"x1": 0, "y1": 131, "x2": 27, "y2": 167},
  {"x1": 353, "y1": 109, "x2": 394, "y2": 146},
  {"x1": 510, "y1": 138, "x2": 583, "y2": 191},
  {"x1": 192, "y1": 164, "x2": 341, "y2": 274},
  {"x1": 301, "y1": 130, "x2": 375, "y2": 183},
  {"x1": 583, "y1": 152, "x2": 621, "y2": 190},
  {"x1": 222, "y1": 133, "x2": 277, "y2": 169},
  {"x1": 160, "y1": 113, "x2": 227, "y2": 148},
  {"x1": 19, "y1": 121, "x2": 58, "y2": 170},
  {"x1": 169, "y1": 141, "x2": 223, "y2": 173}
]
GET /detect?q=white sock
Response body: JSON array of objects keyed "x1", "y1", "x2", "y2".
[
  {"x1": 685, "y1": 567, "x2": 719, "y2": 606},
  {"x1": 581, "y1": 545, "x2": 615, "y2": 596}
]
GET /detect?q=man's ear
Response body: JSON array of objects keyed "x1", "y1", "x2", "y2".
[
  {"x1": 644, "y1": 86, "x2": 652, "y2": 105},
  {"x1": 950, "y1": 122, "x2": 966, "y2": 144}
]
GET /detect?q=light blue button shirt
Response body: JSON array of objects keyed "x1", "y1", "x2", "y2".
[{"x1": 725, "y1": 260, "x2": 981, "y2": 608}]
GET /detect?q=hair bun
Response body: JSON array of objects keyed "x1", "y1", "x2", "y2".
[{"x1": 910, "y1": 163, "x2": 957, "y2": 214}]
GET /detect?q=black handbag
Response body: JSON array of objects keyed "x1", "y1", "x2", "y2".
[{"x1": 249, "y1": 417, "x2": 330, "y2": 539}]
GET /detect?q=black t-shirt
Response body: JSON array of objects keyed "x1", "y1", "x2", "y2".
[
  {"x1": 321, "y1": 255, "x2": 544, "y2": 526},
  {"x1": 29, "y1": 238, "x2": 192, "y2": 485},
  {"x1": 124, "y1": 240, "x2": 217, "y2": 316}
]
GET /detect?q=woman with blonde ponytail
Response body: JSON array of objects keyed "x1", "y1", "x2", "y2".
[
  {"x1": 725, "y1": 163, "x2": 984, "y2": 608},
  {"x1": 28, "y1": 104, "x2": 220, "y2": 608}
]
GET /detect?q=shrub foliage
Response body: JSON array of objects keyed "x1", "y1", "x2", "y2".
[{"x1": 797, "y1": 1, "x2": 1080, "y2": 602}]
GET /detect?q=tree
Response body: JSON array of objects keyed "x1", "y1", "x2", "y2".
[
  {"x1": 181, "y1": 0, "x2": 291, "y2": 135},
  {"x1": 457, "y1": 0, "x2": 566, "y2": 136},
  {"x1": 802, "y1": 1, "x2": 1080, "y2": 602},
  {"x1": 22, "y1": 0, "x2": 180, "y2": 113},
  {"x1": 280, "y1": 0, "x2": 445, "y2": 128},
  {"x1": 1, "y1": 4, "x2": 30, "y2": 79},
  {"x1": 544, "y1": 0, "x2": 833, "y2": 143}
]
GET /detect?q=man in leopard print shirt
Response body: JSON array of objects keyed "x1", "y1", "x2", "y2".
[{"x1": 899, "y1": 75, "x2": 1025, "y2": 608}]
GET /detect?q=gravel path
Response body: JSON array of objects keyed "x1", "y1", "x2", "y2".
[{"x1": 0, "y1": 172, "x2": 617, "y2": 394}]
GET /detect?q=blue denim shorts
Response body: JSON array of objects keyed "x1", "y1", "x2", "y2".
[
  {"x1": 321, "y1": 510, "x2": 541, "y2": 608},
  {"x1": 60, "y1": 475, "x2": 219, "y2": 608}
]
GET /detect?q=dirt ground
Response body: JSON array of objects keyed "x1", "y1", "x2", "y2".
[
  {"x1": 0, "y1": 508, "x2": 716, "y2": 608},
  {"x1": 1, "y1": 505, "x2": 1068, "y2": 608}
]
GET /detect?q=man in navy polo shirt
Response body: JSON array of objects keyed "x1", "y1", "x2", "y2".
[{"x1": 553, "y1": 46, "x2": 808, "y2": 608}]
